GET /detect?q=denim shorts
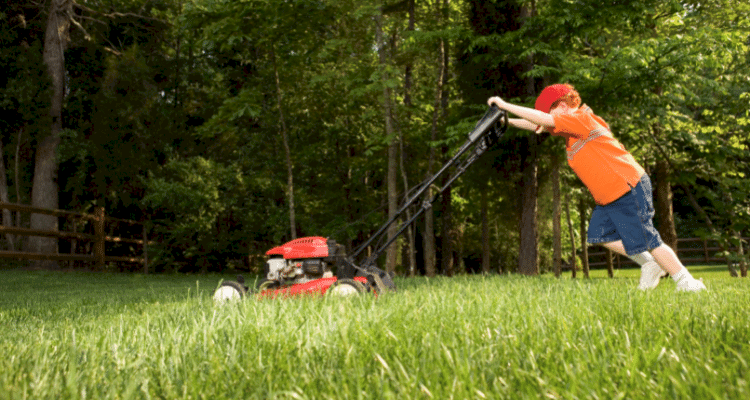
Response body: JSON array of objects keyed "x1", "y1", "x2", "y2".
[{"x1": 587, "y1": 174, "x2": 663, "y2": 256}]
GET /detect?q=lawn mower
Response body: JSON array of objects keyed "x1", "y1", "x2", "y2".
[{"x1": 213, "y1": 105, "x2": 508, "y2": 302}]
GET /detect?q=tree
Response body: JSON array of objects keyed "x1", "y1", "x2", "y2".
[
  {"x1": 270, "y1": 45, "x2": 297, "y2": 239},
  {"x1": 1, "y1": 2, "x2": 51, "y2": 250},
  {"x1": 24, "y1": 0, "x2": 74, "y2": 266},
  {"x1": 551, "y1": 153, "x2": 562, "y2": 277},
  {"x1": 374, "y1": 8, "x2": 400, "y2": 275}
]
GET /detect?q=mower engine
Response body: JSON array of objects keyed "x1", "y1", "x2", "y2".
[
  {"x1": 263, "y1": 236, "x2": 341, "y2": 285},
  {"x1": 265, "y1": 256, "x2": 332, "y2": 284}
]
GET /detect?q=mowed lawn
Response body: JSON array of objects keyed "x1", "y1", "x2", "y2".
[{"x1": 0, "y1": 266, "x2": 747, "y2": 399}]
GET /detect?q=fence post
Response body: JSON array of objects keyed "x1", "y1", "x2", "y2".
[
  {"x1": 703, "y1": 239, "x2": 709, "y2": 263},
  {"x1": 69, "y1": 219, "x2": 77, "y2": 269},
  {"x1": 94, "y1": 207, "x2": 105, "y2": 269}
]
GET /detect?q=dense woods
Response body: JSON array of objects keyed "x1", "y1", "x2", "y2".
[{"x1": 1, "y1": 0, "x2": 748, "y2": 275}]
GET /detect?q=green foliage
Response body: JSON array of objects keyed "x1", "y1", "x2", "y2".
[
  {"x1": 144, "y1": 157, "x2": 252, "y2": 270},
  {"x1": 3, "y1": 0, "x2": 749, "y2": 273}
]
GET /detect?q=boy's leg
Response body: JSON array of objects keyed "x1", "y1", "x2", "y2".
[
  {"x1": 650, "y1": 244, "x2": 706, "y2": 291},
  {"x1": 649, "y1": 244, "x2": 683, "y2": 275},
  {"x1": 601, "y1": 241, "x2": 666, "y2": 290},
  {"x1": 590, "y1": 203, "x2": 666, "y2": 289},
  {"x1": 600, "y1": 240, "x2": 626, "y2": 256},
  {"x1": 590, "y1": 176, "x2": 705, "y2": 291}
]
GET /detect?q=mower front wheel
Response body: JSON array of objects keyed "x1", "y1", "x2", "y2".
[
  {"x1": 213, "y1": 280, "x2": 247, "y2": 303},
  {"x1": 326, "y1": 278, "x2": 366, "y2": 296}
]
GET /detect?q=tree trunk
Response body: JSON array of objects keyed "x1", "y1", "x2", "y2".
[
  {"x1": 401, "y1": 0, "x2": 416, "y2": 277},
  {"x1": 425, "y1": 0, "x2": 450, "y2": 277},
  {"x1": 516, "y1": 4, "x2": 539, "y2": 276},
  {"x1": 552, "y1": 155, "x2": 562, "y2": 277},
  {"x1": 375, "y1": 14, "x2": 399, "y2": 275},
  {"x1": 15, "y1": 130, "x2": 22, "y2": 235},
  {"x1": 605, "y1": 248, "x2": 614, "y2": 278},
  {"x1": 399, "y1": 135, "x2": 417, "y2": 277},
  {"x1": 424, "y1": 191, "x2": 437, "y2": 277},
  {"x1": 454, "y1": 221, "x2": 464, "y2": 274},
  {"x1": 649, "y1": 86, "x2": 678, "y2": 252},
  {"x1": 481, "y1": 182, "x2": 490, "y2": 274},
  {"x1": 441, "y1": 174, "x2": 454, "y2": 276},
  {"x1": 29, "y1": 136, "x2": 61, "y2": 263},
  {"x1": 565, "y1": 193, "x2": 577, "y2": 278},
  {"x1": 740, "y1": 237, "x2": 748, "y2": 278},
  {"x1": 0, "y1": 138, "x2": 15, "y2": 250},
  {"x1": 723, "y1": 191, "x2": 747, "y2": 278},
  {"x1": 29, "y1": 0, "x2": 73, "y2": 267},
  {"x1": 271, "y1": 46, "x2": 296, "y2": 240},
  {"x1": 518, "y1": 134, "x2": 539, "y2": 275},
  {"x1": 425, "y1": 41, "x2": 448, "y2": 277},
  {"x1": 578, "y1": 198, "x2": 590, "y2": 278},
  {"x1": 403, "y1": 0, "x2": 415, "y2": 107},
  {"x1": 386, "y1": 140, "x2": 399, "y2": 275},
  {"x1": 654, "y1": 160, "x2": 678, "y2": 251}
]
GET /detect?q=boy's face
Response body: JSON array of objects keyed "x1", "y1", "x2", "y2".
[{"x1": 549, "y1": 102, "x2": 575, "y2": 116}]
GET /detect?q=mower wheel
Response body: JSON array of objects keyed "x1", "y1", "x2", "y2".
[
  {"x1": 213, "y1": 281, "x2": 247, "y2": 303},
  {"x1": 327, "y1": 278, "x2": 366, "y2": 296}
]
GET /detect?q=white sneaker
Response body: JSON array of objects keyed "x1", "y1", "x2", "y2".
[
  {"x1": 676, "y1": 278, "x2": 707, "y2": 292},
  {"x1": 638, "y1": 261, "x2": 667, "y2": 290}
]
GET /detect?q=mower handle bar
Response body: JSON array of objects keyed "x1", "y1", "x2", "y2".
[{"x1": 350, "y1": 105, "x2": 508, "y2": 266}]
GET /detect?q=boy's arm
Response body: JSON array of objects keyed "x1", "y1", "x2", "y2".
[
  {"x1": 509, "y1": 118, "x2": 542, "y2": 132},
  {"x1": 488, "y1": 96, "x2": 555, "y2": 132}
]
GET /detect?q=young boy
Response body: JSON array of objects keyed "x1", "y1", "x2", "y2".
[{"x1": 488, "y1": 84, "x2": 705, "y2": 291}]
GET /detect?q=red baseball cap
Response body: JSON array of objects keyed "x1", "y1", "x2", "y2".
[{"x1": 535, "y1": 84, "x2": 572, "y2": 112}]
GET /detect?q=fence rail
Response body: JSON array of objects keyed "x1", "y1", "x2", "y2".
[
  {"x1": 587, "y1": 237, "x2": 748, "y2": 268},
  {"x1": 0, "y1": 203, "x2": 150, "y2": 273}
]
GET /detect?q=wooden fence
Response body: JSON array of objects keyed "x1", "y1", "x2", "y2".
[
  {"x1": 588, "y1": 237, "x2": 749, "y2": 268},
  {"x1": 0, "y1": 203, "x2": 150, "y2": 273}
]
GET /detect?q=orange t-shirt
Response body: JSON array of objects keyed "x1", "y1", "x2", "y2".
[{"x1": 551, "y1": 105, "x2": 645, "y2": 205}]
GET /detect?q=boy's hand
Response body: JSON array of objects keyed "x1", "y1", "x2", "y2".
[
  {"x1": 487, "y1": 96, "x2": 506, "y2": 109},
  {"x1": 487, "y1": 96, "x2": 555, "y2": 130}
]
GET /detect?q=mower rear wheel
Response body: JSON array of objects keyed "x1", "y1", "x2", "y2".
[
  {"x1": 327, "y1": 278, "x2": 366, "y2": 296},
  {"x1": 213, "y1": 281, "x2": 247, "y2": 303}
]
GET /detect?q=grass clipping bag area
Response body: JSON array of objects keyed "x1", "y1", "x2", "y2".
[{"x1": 0, "y1": 270, "x2": 748, "y2": 399}]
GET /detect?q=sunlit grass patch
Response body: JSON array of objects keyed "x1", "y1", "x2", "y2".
[{"x1": 0, "y1": 270, "x2": 747, "y2": 399}]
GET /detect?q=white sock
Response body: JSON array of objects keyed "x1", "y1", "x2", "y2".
[{"x1": 629, "y1": 251, "x2": 656, "y2": 267}]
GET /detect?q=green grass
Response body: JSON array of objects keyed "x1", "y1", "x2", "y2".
[{"x1": 0, "y1": 267, "x2": 748, "y2": 399}]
